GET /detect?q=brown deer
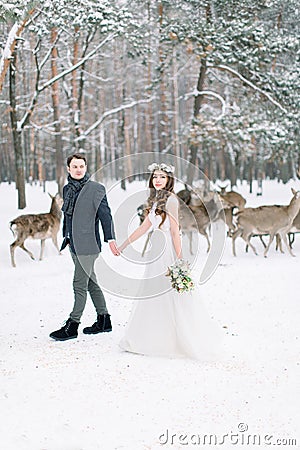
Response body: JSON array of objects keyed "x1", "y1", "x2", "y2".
[
  {"x1": 231, "y1": 188, "x2": 300, "y2": 257},
  {"x1": 217, "y1": 184, "x2": 246, "y2": 211},
  {"x1": 137, "y1": 188, "x2": 223, "y2": 255},
  {"x1": 9, "y1": 193, "x2": 63, "y2": 267},
  {"x1": 288, "y1": 210, "x2": 300, "y2": 248},
  {"x1": 177, "y1": 187, "x2": 223, "y2": 253}
]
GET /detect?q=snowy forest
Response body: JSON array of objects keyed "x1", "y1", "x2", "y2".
[
  {"x1": 1, "y1": 5, "x2": 300, "y2": 447},
  {"x1": 0, "y1": 0, "x2": 299, "y2": 208}
]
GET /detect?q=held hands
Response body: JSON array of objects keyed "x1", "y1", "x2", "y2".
[
  {"x1": 109, "y1": 240, "x2": 121, "y2": 256},
  {"x1": 108, "y1": 240, "x2": 127, "y2": 256}
]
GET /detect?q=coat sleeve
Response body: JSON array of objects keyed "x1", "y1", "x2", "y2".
[
  {"x1": 94, "y1": 184, "x2": 116, "y2": 242},
  {"x1": 62, "y1": 185, "x2": 67, "y2": 237}
]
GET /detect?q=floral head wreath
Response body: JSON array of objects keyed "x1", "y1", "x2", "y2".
[{"x1": 148, "y1": 162, "x2": 175, "y2": 174}]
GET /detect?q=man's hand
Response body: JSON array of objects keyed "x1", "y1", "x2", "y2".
[{"x1": 109, "y1": 240, "x2": 121, "y2": 256}]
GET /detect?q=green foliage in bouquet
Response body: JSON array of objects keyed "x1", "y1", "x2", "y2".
[{"x1": 166, "y1": 259, "x2": 194, "y2": 294}]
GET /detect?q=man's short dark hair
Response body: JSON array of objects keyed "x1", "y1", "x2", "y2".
[{"x1": 67, "y1": 153, "x2": 87, "y2": 167}]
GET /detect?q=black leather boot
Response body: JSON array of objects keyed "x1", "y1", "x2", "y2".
[
  {"x1": 83, "y1": 314, "x2": 112, "y2": 334},
  {"x1": 49, "y1": 318, "x2": 79, "y2": 341}
]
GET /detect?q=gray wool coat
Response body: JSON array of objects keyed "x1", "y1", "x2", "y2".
[{"x1": 62, "y1": 180, "x2": 115, "y2": 255}]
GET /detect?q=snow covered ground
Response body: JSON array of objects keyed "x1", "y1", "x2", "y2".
[{"x1": 0, "y1": 179, "x2": 299, "y2": 450}]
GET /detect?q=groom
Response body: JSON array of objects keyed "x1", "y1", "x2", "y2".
[{"x1": 50, "y1": 153, "x2": 120, "y2": 341}]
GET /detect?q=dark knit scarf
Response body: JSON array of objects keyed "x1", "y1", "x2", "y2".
[{"x1": 61, "y1": 173, "x2": 90, "y2": 216}]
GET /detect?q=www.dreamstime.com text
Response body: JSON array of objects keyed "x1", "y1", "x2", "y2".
[{"x1": 158, "y1": 424, "x2": 297, "y2": 446}]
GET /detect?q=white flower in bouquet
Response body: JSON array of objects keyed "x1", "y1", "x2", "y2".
[{"x1": 166, "y1": 259, "x2": 195, "y2": 294}]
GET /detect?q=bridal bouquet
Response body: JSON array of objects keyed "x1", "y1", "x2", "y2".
[{"x1": 166, "y1": 259, "x2": 194, "y2": 293}]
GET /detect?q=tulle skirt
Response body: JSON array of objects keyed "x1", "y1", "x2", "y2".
[{"x1": 119, "y1": 229, "x2": 223, "y2": 360}]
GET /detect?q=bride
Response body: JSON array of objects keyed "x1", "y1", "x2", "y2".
[{"x1": 117, "y1": 163, "x2": 222, "y2": 359}]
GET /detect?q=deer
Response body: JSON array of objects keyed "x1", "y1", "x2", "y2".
[
  {"x1": 177, "y1": 187, "x2": 222, "y2": 254},
  {"x1": 288, "y1": 210, "x2": 300, "y2": 248},
  {"x1": 231, "y1": 188, "x2": 300, "y2": 257},
  {"x1": 136, "y1": 188, "x2": 214, "y2": 255},
  {"x1": 9, "y1": 193, "x2": 63, "y2": 267},
  {"x1": 240, "y1": 231, "x2": 283, "y2": 254},
  {"x1": 137, "y1": 187, "x2": 225, "y2": 255},
  {"x1": 179, "y1": 188, "x2": 236, "y2": 243},
  {"x1": 217, "y1": 184, "x2": 246, "y2": 211},
  {"x1": 179, "y1": 202, "x2": 212, "y2": 253}
]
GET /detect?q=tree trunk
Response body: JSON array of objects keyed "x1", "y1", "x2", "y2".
[
  {"x1": 186, "y1": 4, "x2": 213, "y2": 185},
  {"x1": 94, "y1": 73, "x2": 102, "y2": 182},
  {"x1": 248, "y1": 156, "x2": 254, "y2": 193},
  {"x1": 36, "y1": 131, "x2": 44, "y2": 186},
  {"x1": 119, "y1": 83, "x2": 133, "y2": 184},
  {"x1": 9, "y1": 50, "x2": 26, "y2": 209},
  {"x1": 50, "y1": 28, "x2": 65, "y2": 195},
  {"x1": 29, "y1": 127, "x2": 35, "y2": 183},
  {"x1": 230, "y1": 156, "x2": 238, "y2": 187},
  {"x1": 145, "y1": 0, "x2": 154, "y2": 153},
  {"x1": 187, "y1": 59, "x2": 207, "y2": 185},
  {"x1": 76, "y1": 30, "x2": 94, "y2": 151},
  {"x1": 220, "y1": 144, "x2": 226, "y2": 180},
  {"x1": 72, "y1": 26, "x2": 80, "y2": 149},
  {"x1": 172, "y1": 45, "x2": 180, "y2": 161},
  {"x1": 0, "y1": 9, "x2": 36, "y2": 93},
  {"x1": 158, "y1": 1, "x2": 169, "y2": 152}
]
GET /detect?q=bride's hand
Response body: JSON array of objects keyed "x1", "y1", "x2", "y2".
[{"x1": 118, "y1": 242, "x2": 127, "y2": 253}]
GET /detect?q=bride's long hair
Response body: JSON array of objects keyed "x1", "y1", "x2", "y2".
[{"x1": 145, "y1": 170, "x2": 175, "y2": 228}]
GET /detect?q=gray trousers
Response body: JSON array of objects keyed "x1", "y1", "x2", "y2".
[{"x1": 69, "y1": 251, "x2": 108, "y2": 322}]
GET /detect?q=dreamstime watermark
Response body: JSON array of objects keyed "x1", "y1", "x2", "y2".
[
  {"x1": 158, "y1": 424, "x2": 297, "y2": 446},
  {"x1": 72, "y1": 152, "x2": 227, "y2": 299}
]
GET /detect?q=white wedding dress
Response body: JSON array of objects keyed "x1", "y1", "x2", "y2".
[{"x1": 119, "y1": 195, "x2": 222, "y2": 360}]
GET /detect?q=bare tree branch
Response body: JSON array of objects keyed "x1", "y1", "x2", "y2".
[
  {"x1": 182, "y1": 89, "x2": 227, "y2": 121},
  {"x1": 17, "y1": 33, "x2": 117, "y2": 131},
  {"x1": 208, "y1": 64, "x2": 287, "y2": 113},
  {"x1": 17, "y1": 33, "x2": 61, "y2": 130},
  {"x1": 38, "y1": 33, "x2": 117, "y2": 93},
  {"x1": 39, "y1": 30, "x2": 62, "y2": 72},
  {"x1": 76, "y1": 96, "x2": 156, "y2": 141}
]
